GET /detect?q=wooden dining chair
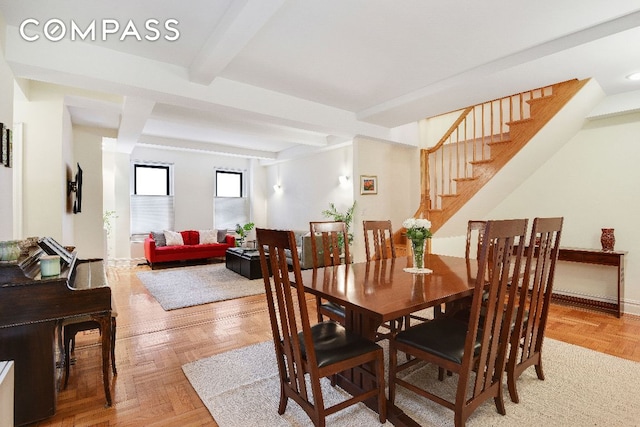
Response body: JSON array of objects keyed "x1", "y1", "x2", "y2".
[
  {"x1": 256, "y1": 228, "x2": 386, "y2": 426},
  {"x1": 465, "y1": 220, "x2": 487, "y2": 261},
  {"x1": 388, "y1": 218, "x2": 528, "y2": 427},
  {"x1": 310, "y1": 221, "x2": 350, "y2": 324},
  {"x1": 507, "y1": 216, "x2": 563, "y2": 403},
  {"x1": 363, "y1": 220, "x2": 396, "y2": 261},
  {"x1": 363, "y1": 220, "x2": 413, "y2": 336}
]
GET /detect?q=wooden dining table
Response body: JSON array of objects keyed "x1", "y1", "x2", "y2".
[
  {"x1": 298, "y1": 254, "x2": 477, "y2": 341},
  {"x1": 296, "y1": 253, "x2": 478, "y2": 426}
]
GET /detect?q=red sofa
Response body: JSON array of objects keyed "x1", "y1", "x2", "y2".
[{"x1": 144, "y1": 230, "x2": 235, "y2": 268}]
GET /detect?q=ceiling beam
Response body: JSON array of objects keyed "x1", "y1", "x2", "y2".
[
  {"x1": 117, "y1": 97, "x2": 155, "y2": 154},
  {"x1": 188, "y1": 0, "x2": 286, "y2": 85},
  {"x1": 138, "y1": 134, "x2": 277, "y2": 159}
]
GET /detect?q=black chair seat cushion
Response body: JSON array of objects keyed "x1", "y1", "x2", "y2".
[
  {"x1": 320, "y1": 301, "x2": 346, "y2": 319},
  {"x1": 395, "y1": 318, "x2": 481, "y2": 365},
  {"x1": 299, "y1": 322, "x2": 381, "y2": 368}
]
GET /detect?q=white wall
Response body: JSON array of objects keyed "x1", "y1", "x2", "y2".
[
  {"x1": 73, "y1": 126, "x2": 111, "y2": 258},
  {"x1": 265, "y1": 146, "x2": 354, "y2": 231},
  {"x1": 485, "y1": 111, "x2": 640, "y2": 314},
  {"x1": 13, "y1": 82, "x2": 67, "y2": 242},
  {"x1": 0, "y1": 13, "x2": 14, "y2": 240},
  {"x1": 352, "y1": 136, "x2": 420, "y2": 262}
]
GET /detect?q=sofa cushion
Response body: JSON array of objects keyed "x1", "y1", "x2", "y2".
[
  {"x1": 181, "y1": 230, "x2": 200, "y2": 245},
  {"x1": 164, "y1": 230, "x2": 184, "y2": 246},
  {"x1": 217, "y1": 229, "x2": 228, "y2": 243},
  {"x1": 151, "y1": 231, "x2": 166, "y2": 247},
  {"x1": 199, "y1": 229, "x2": 218, "y2": 244}
]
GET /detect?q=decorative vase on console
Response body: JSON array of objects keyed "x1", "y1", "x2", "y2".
[
  {"x1": 600, "y1": 228, "x2": 615, "y2": 251},
  {"x1": 402, "y1": 217, "x2": 432, "y2": 271}
]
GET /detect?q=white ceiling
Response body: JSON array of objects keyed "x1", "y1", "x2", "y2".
[{"x1": 1, "y1": 0, "x2": 640, "y2": 162}]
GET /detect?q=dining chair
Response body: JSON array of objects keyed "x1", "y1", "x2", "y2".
[
  {"x1": 439, "y1": 220, "x2": 488, "y2": 321},
  {"x1": 256, "y1": 228, "x2": 387, "y2": 426},
  {"x1": 388, "y1": 218, "x2": 528, "y2": 427},
  {"x1": 506, "y1": 216, "x2": 563, "y2": 403},
  {"x1": 363, "y1": 220, "x2": 413, "y2": 336},
  {"x1": 310, "y1": 221, "x2": 350, "y2": 324},
  {"x1": 465, "y1": 220, "x2": 487, "y2": 261},
  {"x1": 363, "y1": 220, "x2": 396, "y2": 261}
]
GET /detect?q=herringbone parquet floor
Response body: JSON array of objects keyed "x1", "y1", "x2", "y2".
[{"x1": 32, "y1": 263, "x2": 640, "y2": 426}]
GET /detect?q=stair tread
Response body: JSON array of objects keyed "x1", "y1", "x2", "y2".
[{"x1": 469, "y1": 158, "x2": 494, "y2": 165}]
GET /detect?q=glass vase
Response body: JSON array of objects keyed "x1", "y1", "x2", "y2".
[{"x1": 411, "y1": 238, "x2": 426, "y2": 269}]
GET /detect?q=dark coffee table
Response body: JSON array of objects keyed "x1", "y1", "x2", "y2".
[{"x1": 225, "y1": 247, "x2": 269, "y2": 279}]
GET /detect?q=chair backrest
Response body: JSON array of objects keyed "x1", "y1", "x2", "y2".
[
  {"x1": 363, "y1": 220, "x2": 396, "y2": 261},
  {"x1": 465, "y1": 220, "x2": 487, "y2": 260},
  {"x1": 465, "y1": 220, "x2": 487, "y2": 282},
  {"x1": 256, "y1": 228, "x2": 320, "y2": 402},
  {"x1": 461, "y1": 218, "x2": 528, "y2": 401},
  {"x1": 511, "y1": 217, "x2": 563, "y2": 367},
  {"x1": 309, "y1": 221, "x2": 351, "y2": 267}
]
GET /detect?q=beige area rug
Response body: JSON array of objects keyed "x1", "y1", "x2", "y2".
[
  {"x1": 136, "y1": 263, "x2": 264, "y2": 310},
  {"x1": 182, "y1": 338, "x2": 640, "y2": 426}
]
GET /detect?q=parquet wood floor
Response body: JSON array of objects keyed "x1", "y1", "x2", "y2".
[{"x1": 32, "y1": 264, "x2": 640, "y2": 427}]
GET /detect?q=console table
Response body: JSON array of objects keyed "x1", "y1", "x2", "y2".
[{"x1": 553, "y1": 247, "x2": 626, "y2": 317}]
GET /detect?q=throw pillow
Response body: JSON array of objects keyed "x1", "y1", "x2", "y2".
[
  {"x1": 151, "y1": 231, "x2": 166, "y2": 247},
  {"x1": 164, "y1": 230, "x2": 184, "y2": 246},
  {"x1": 199, "y1": 229, "x2": 218, "y2": 244},
  {"x1": 217, "y1": 229, "x2": 228, "y2": 243}
]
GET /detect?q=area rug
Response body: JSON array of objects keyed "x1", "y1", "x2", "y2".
[
  {"x1": 136, "y1": 263, "x2": 265, "y2": 310},
  {"x1": 182, "y1": 339, "x2": 640, "y2": 426}
]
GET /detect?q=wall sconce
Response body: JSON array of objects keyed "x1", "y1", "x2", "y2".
[
  {"x1": 273, "y1": 184, "x2": 282, "y2": 192},
  {"x1": 338, "y1": 175, "x2": 350, "y2": 185}
]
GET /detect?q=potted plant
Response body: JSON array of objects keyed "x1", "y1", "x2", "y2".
[
  {"x1": 235, "y1": 222, "x2": 255, "y2": 247},
  {"x1": 322, "y1": 201, "x2": 356, "y2": 250}
]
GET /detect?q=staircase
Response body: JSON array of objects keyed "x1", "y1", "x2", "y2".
[{"x1": 394, "y1": 78, "x2": 589, "y2": 253}]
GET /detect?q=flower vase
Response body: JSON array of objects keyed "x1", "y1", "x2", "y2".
[
  {"x1": 600, "y1": 228, "x2": 615, "y2": 251},
  {"x1": 411, "y1": 238, "x2": 426, "y2": 269}
]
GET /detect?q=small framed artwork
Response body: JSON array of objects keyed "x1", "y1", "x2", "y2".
[
  {"x1": 360, "y1": 175, "x2": 378, "y2": 195},
  {"x1": 5, "y1": 127, "x2": 12, "y2": 168},
  {"x1": 0, "y1": 122, "x2": 5, "y2": 166}
]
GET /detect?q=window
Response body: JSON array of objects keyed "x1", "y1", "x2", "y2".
[
  {"x1": 131, "y1": 162, "x2": 174, "y2": 236},
  {"x1": 214, "y1": 169, "x2": 249, "y2": 230},
  {"x1": 134, "y1": 164, "x2": 170, "y2": 195},
  {"x1": 216, "y1": 170, "x2": 243, "y2": 197}
]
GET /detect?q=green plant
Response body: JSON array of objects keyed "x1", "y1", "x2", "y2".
[
  {"x1": 103, "y1": 210, "x2": 118, "y2": 237},
  {"x1": 235, "y1": 222, "x2": 255, "y2": 246},
  {"x1": 321, "y1": 201, "x2": 356, "y2": 248}
]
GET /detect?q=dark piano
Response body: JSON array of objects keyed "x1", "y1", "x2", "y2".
[{"x1": 0, "y1": 237, "x2": 113, "y2": 426}]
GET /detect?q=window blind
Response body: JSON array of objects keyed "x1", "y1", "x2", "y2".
[
  {"x1": 214, "y1": 197, "x2": 249, "y2": 230},
  {"x1": 131, "y1": 195, "x2": 175, "y2": 235}
]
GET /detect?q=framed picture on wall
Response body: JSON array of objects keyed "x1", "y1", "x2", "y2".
[
  {"x1": 0, "y1": 122, "x2": 5, "y2": 166},
  {"x1": 360, "y1": 175, "x2": 377, "y2": 195},
  {"x1": 5, "y1": 127, "x2": 12, "y2": 168}
]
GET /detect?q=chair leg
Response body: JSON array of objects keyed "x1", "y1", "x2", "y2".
[
  {"x1": 63, "y1": 331, "x2": 75, "y2": 389},
  {"x1": 388, "y1": 342, "x2": 398, "y2": 405},
  {"x1": 535, "y1": 359, "x2": 545, "y2": 380},
  {"x1": 277, "y1": 382, "x2": 288, "y2": 415},
  {"x1": 111, "y1": 317, "x2": 117, "y2": 375}
]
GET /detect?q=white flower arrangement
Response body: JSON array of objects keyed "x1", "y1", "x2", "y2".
[{"x1": 402, "y1": 218, "x2": 433, "y2": 241}]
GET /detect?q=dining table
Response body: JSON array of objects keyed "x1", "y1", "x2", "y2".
[{"x1": 296, "y1": 253, "x2": 479, "y2": 426}]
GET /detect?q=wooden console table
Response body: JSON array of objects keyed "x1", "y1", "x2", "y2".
[{"x1": 553, "y1": 247, "x2": 626, "y2": 317}]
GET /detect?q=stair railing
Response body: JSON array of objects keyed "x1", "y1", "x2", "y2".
[{"x1": 421, "y1": 85, "x2": 553, "y2": 214}]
